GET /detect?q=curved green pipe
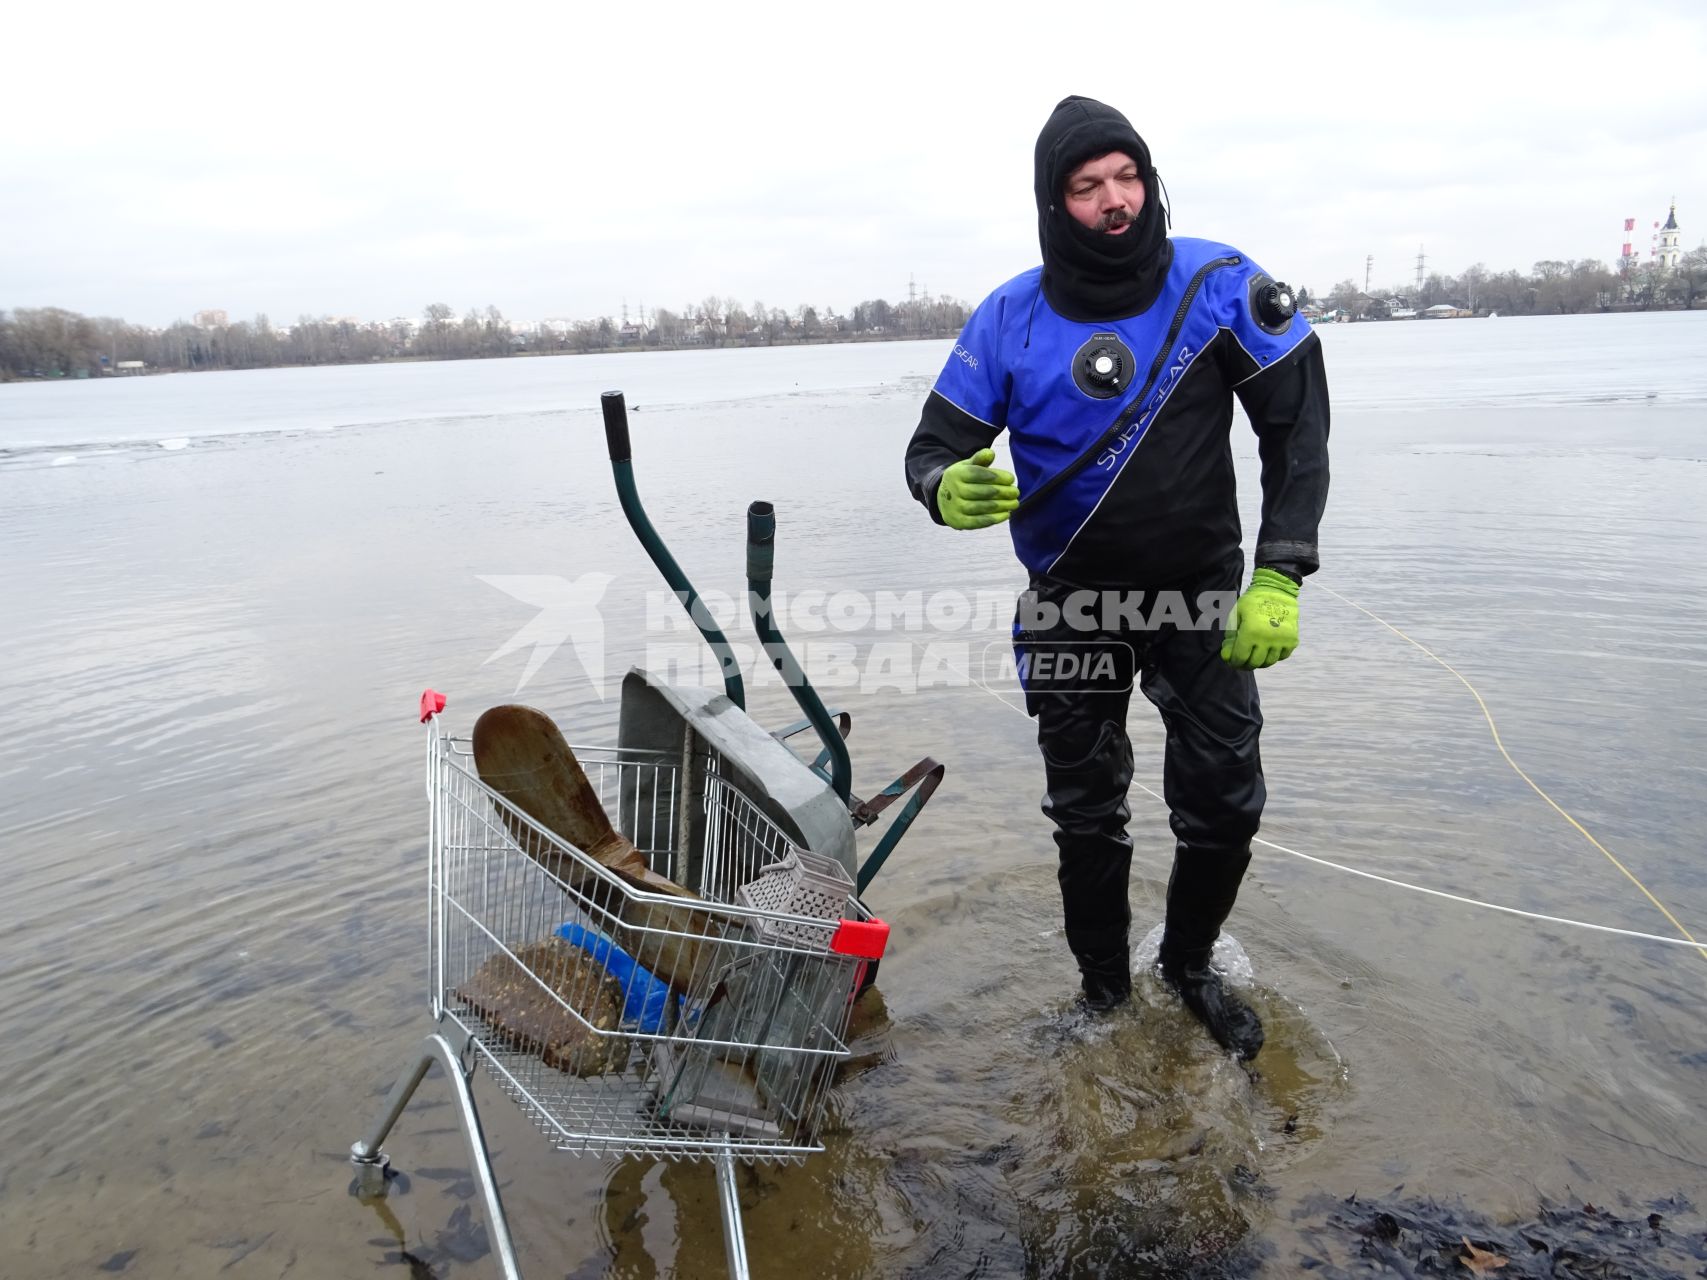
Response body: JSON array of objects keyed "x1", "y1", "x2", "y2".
[
  {"x1": 601, "y1": 391, "x2": 746, "y2": 710},
  {"x1": 746, "y1": 501, "x2": 852, "y2": 804}
]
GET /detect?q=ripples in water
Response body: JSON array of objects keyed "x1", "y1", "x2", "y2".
[{"x1": 3, "y1": 330, "x2": 1705, "y2": 1276}]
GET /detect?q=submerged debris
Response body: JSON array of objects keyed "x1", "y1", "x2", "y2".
[
  {"x1": 456, "y1": 937, "x2": 629, "y2": 1077},
  {"x1": 1293, "y1": 1189, "x2": 1707, "y2": 1278}
]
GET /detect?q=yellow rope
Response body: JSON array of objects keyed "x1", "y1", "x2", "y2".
[{"x1": 1316, "y1": 583, "x2": 1707, "y2": 962}]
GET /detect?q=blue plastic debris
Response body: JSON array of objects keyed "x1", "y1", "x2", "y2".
[{"x1": 554, "y1": 922, "x2": 673, "y2": 1033}]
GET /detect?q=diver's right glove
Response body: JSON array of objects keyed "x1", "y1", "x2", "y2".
[{"x1": 935, "y1": 448, "x2": 1020, "y2": 529}]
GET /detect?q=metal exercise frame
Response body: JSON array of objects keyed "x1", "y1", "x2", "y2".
[{"x1": 352, "y1": 390, "x2": 939, "y2": 1278}]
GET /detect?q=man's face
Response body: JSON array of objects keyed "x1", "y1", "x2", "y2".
[{"x1": 1063, "y1": 151, "x2": 1145, "y2": 235}]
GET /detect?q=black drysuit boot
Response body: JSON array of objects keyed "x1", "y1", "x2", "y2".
[
  {"x1": 1158, "y1": 843, "x2": 1265, "y2": 1060},
  {"x1": 1075, "y1": 948, "x2": 1132, "y2": 1014}
]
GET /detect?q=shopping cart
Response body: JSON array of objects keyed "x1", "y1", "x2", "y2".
[
  {"x1": 350, "y1": 392, "x2": 940, "y2": 1277},
  {"x1": 350, "y1": 696, "x2": 884, "y2": 1277}
]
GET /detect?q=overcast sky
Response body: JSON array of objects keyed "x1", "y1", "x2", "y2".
[{"x1": 4, "y1": 0, "x2": 1702, "y2": 327}]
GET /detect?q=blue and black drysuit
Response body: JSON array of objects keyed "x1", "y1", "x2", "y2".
[{"x1": 904, "y1": 96, "x2": 1330, "y2": 1014}]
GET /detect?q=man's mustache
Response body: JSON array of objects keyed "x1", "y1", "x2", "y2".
[{"x1": 1095, "y1": 209, "x2": 1139, "y2": 233}]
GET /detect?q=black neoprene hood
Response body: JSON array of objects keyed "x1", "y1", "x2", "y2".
[{"x1": 1034, "y1": 95, "x2": 1172, "y2": 321}]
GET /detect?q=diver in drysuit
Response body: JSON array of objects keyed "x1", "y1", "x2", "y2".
[{"x1": 904, "y1": 96, "x2": 1330, "y2": 1061}]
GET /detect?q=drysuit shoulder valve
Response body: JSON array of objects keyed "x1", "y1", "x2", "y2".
[
  {"x1": 1071, "y1": 332, "x2": 1135, "y2": 400},
  {"x1": 1249, "y1": 275, "x2": 1297, "y2": 335}
]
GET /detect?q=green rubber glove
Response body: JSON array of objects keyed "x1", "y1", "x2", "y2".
[
  {"x1": 1220, "y1": 568, "x2": 1300, "y2": 670},
  {"x1": 935, "y1": 448, "x2": 1020, "y2": 529}
]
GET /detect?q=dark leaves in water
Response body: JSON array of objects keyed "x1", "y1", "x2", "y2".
[
  {"x1": 434, "y1": 1206, "x2": 491, "y2": 1265},
  {"x1": 373, "y1": 1205, "x2": 489, "y2": 1276},
  {"x1": 376, "y1": 1248, "x2": 436, "y2": 1279},
  {"x1": 1294, "y1": 1189, "x2": 1707, "y2": 1278},
  {"x1": 411, "y1": 1166, "x2": 477, "y2": 1201},
  {"x1": 97, "y1": 1251, "x2": 137, "y2": 1272},
  {"x1": 214, "y1": 1233, "x2": 273, "y2": 1270}
]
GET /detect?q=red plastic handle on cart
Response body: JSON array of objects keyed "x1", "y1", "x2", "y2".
[
  {"x1": 419, "y1": 689, "x2": 447, "y2": 723},
  {"x1": 830, "y1": 918, "x2": 889, "y2": 960}
]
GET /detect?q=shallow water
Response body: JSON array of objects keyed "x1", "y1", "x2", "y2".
[{"x1": 3, "y1": 312, "x2": 1705, "y2": 1277}]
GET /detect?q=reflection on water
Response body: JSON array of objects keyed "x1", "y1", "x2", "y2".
[{"x1": 2, "y1": 317, "x2": 1705, "y2": 1277}]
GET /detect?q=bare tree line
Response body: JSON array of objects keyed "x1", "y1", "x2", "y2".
[
  {"x1": 10, "y1": 246, "x2": 1703, "y2": 382},
  {"x1": 0, "y1": 293, "x2": 973, "y2": 380},
  {"x1": 1316, "y1": 247, "x2": 1707, "y2": 319}
]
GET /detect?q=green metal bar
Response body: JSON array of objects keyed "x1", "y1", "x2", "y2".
[
  {"x1": 602, "y1": 391, "x2": 745, "y2": 710},
  {"x1": 771, "y1": 709, "x2": 849, "y2": 745},
  {"x1": 855, "y1": 759, "x2": 944, "y2": 893},
  {"x1": 746, "y1": 501, "x2": 851, "y2": 804}
]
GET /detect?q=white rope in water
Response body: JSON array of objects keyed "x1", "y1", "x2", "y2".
[
  {"x1": 930, "y1": 610, "x2": 1707, "y2": 957},
  {"x1": 1313, "y1": 582, "x2": 1705, "y2": 961},
  {"x1": 1244, "y1": 830, "x2": 1707, "y2": 949}
]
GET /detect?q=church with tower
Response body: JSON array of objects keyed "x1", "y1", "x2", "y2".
[{"x1": 1657, "y1": 202, "x2": 1681, "y2": 270}]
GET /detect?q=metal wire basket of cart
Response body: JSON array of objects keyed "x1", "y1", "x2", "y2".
[
  {"x1": 351, "y1": 701, "x2": 886, "y2": 1278},
  {"x1": 350, "y1": 392, "x2": 941, "y2": 1279}
]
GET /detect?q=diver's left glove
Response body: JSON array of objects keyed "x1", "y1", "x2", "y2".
[{"x1": 1219, "y1": 568, "x2": 1300, "y2": 670}]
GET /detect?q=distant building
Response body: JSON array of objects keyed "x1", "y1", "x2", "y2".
[
  {"x1": 193, "y1": 309, "x2": 228, "y2": 328},
  {"x1": 1421, "y1": 303, "x2": 1472, "y2": 318},
  {"x1": 1658, "y1": 202, "x2": 1681, "y2": 270}
]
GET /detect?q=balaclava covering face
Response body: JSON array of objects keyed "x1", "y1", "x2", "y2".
[{"x1": 1034, "y1": 95, "x2": 1172, "y2": 321}]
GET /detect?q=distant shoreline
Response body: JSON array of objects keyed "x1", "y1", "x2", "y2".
[
  {"x1": 2, "y1": 307, "x2": 1700, "y2": 386},
  {"x1": 0, "y1": 330, "x2": 964, "y2": 383}
]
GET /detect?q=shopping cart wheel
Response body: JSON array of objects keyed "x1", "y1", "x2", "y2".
[
  {"x1": 349, "y1": 1031, "x2": 523, "y2": 1278},
  {"x1": 348, "y1": 1146, "x2": 391, "y2": 1197}
]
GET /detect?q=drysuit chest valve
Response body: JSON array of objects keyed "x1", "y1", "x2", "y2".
[{"x1": 1072, "y1": 333, "x2": 1135, "y2": 400}]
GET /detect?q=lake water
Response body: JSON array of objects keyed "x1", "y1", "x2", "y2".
[{"x1": 3, "y1": 312, "x2": 1706, "y2": 1278}]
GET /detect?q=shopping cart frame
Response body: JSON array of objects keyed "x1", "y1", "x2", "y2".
[{"x1": 351, "y1": 700, "x2": 884, "y2": 1279}]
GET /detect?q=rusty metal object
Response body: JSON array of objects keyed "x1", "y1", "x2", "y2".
[
  {"x1": 455, "y1": 938, "x2": 629, "y2": 1077},
  {"x1": 472, "y1": 704, "x2": 660, "y2": 886},
  {"x1": 471, "y1": 704, "x2": 728, "y2": 997}
]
